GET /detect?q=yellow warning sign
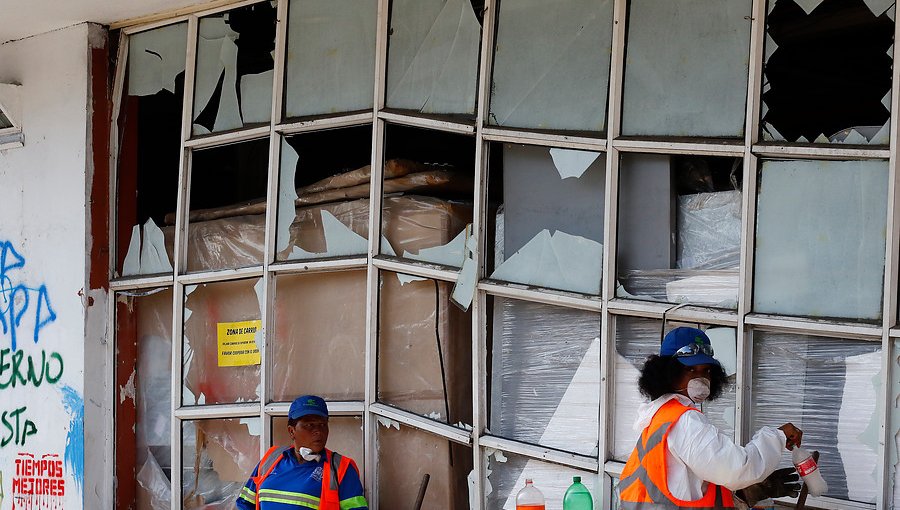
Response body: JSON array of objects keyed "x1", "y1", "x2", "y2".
[{"x1": 217, "y1": 320, "x2": 261, "y2": 367}]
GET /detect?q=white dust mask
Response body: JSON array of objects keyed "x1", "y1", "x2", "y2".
[
  {"x1": 686, "y1": 377, "x2": 711, "y2": 403},
  {"x1": 298, "y1": 447, "x2": 321, "y2": 462}
]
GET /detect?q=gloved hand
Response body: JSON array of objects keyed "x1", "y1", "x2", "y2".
[{"x1": 738, "y1": 467, "x2": 802, "y2": 506}]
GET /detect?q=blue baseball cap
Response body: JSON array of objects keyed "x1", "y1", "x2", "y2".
[
  {"x1": 289, "y1": 395, "x2": 329, "y2": 420},
  {"x1": 660, "y1": 327, "x2": 719, "y2": 367}
]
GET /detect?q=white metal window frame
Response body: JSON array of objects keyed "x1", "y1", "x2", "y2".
[{"x1": 106, "y1": 0, "x2": 900, "y2": 508}]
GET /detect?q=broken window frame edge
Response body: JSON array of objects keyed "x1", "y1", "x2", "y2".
[
  {"x1": 373, "y1": 255, "x2": 460, "y2": 283},
  {"x1": 478, "y1": 434, "x2": 600, "y2": 473},
  {"x1": 606, "y1": 298, "x2": 738, "y2": 327},
  {"x1": 174, "y1": 401, "x2": 261, "y2": 420},
  {"x1": 369, "y1": 402, "x2": 472, "y2": 446},
  {"x1": 479, "y1": 280, "x2": 603, "y2": 313}
]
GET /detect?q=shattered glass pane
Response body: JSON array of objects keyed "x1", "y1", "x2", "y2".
[
  {"x1": 284, "y1": 0, "x2": 377, "y2": 118},
  {"x1": 182, "y1": 278, "x2": 262, "y2": 405},
  {"x1": 181, "y1": 418, "x2": 260, "y2": 509},
  {"x1": 754, "y1": 159, "x2": 888, "y2": 320},
  {"x1": 380, "y1": 125, "x2": 475, "y2": 267},
  {"x1": 489, "y1": 297, "x2": 601, "y2": 457},
  {"x1": 377, "y1": 272, "x2": 472, "y2": 425},
  {"x1": 622, "y1": 0, "x2": 750, "y2": 138},
  {"x1": 192, "y1": 2, "x2": 276, "y2": 135},
  {"x1": 272, "y1": 416, "x2": 365, "y2": 473},
  {"x1": 616, "y1": 153, "x2": 742, "y2": 309},
  {"x1": 752, "y1": 331, "x2": 881, "y2": 503},
  {"x1": 762, "y1": 0, "x2": 894, "y2": 144},
  {"x1": 489, "y1": 0, "x2": 612, "y2": 132},
  {"x1": 612, "y1": 317, "x2": 736, "y2": 462},
  {"x1": 184, "y1": 138, "x2": 269, "y2": 272},
  {"x1": 0, "y1": 108, "x2": 12, "y2": 129},
  {"x1": 488, "y1": 143, "x2": 605, "y2": 295},
  {"x1": 486, "y1": 450, "x2": 598, "y2": 510},
  {"x1": 385, "y1": 0, "x2": 481, "y2": 116},
  {"x1": 272, "y1": 271, "x2": 367, "y2": 401},
  {"x1": 377, "y1": 423, "x2": 472, "y2": 510},
  {"x1": 275, "y1": 127, "x2": 373, "y2": 261},
  {"x1": 117, "y1": 23, "x2": 187, "y2": 277},
  {"x1": 115, "y1": 289, "x2": 174, "y2": 509}
]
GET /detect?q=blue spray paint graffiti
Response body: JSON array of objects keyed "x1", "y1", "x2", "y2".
[
  {"x1": 0, "y1": 241, "x2": 57, "y2": 351},
  {"x1": 60, "y1": 385, "x2": 84, "y2": 493}
]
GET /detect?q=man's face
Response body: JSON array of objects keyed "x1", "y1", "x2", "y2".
[{"x1": 289, "y1": 415, "x2": 329, "y2": 453}]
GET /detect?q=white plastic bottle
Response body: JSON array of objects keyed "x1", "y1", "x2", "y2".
[
  {"x1": 792, "y1": 446, "x2": 828, "y2": 497},
  {"x1": 515, "y1": 479, "x2": 546, "y2": 510}
]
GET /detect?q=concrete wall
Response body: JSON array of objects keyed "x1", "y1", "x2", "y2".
[{"x1": 0, "y1": 24, "x2": 96, "y2": 509}]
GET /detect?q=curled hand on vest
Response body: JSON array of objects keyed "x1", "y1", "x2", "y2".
[{"x1": 737, "y1": 467, "x2": 801, "y2": 506}]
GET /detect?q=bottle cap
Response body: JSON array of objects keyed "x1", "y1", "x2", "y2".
[
  {"x1": 573, "y1": 476, "x2": 581, "y2": 483},
  {"x1": 525, "y1": 479, "x2": 533, "y2": 485}
]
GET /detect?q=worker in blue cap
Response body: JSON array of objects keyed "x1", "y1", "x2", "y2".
[
  {"x1": 237, "y1": 395, "x2": 367, "y2": 509},
  {"x1": 618, "y1": 327, "x2": 803, "y2": 509}
]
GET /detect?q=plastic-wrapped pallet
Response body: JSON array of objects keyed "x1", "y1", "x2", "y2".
[
  {"x1": 490, "y1": 297, "x2": 601, "y2": 457},
  {"x1": 751, "y1": 332, "x2": 881, "y2": 503}
]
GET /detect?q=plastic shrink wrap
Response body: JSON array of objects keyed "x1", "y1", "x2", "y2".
[
  {"x1": 490, "y1": 297, "x2": 601, "y2": 457},
  {"x1": 751, "y1": 332, "x2": 880, "y2": 503},
  {"x1": 181, "y1": 418, "x2": 260, "y2": 509}
]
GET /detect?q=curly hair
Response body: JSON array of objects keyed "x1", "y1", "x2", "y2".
[{"x1": 637, "y1": 354, "x2": 729, "y2": 401}]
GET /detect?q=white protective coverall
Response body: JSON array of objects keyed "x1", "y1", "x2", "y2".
[{"x1": 634, "y1": 393, "x2": 788, "y2": 504}]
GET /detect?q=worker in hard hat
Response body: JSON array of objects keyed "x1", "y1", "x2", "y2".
[
  {"x1": 618, "y1": 327, "x2": 802, "y2": 509},
  {"x1": 237, "y1": 395, "x2": 368, "y2": 510}
]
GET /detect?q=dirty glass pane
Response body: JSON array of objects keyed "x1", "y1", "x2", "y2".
[
  {"x1": 186, "y1": 138, "x2": 269, "y2": 272},
  {"x1": 761, "y1": 0, "x2": 894, "y2": 144},
  {"x1": 117, "y1": 23, "x2": 187, "y2": 278},
  {"x1": 380, "y1": 125, "x2": 475, "y2": 267},
  {"x1": 486, "y1": 450, "x2": 599, "y2": 510},
  {"x1": 754, "y1": 159, "x2": 888, "y2": 320},
  {"x1": 489, "y1": 296, "x2": 600, "y2": 456},
  {"x1": 192, "y1": 2, "x2": 276, "y2": 136},
  {"x1": 115, "y1": 288, "x2": 174, "y2": 509},
  {"x1": 275, "y1": 126, "x2": 373, "y2": 261},
  {"x1": 487, "y1": 143, "x2": 605, "y2": 294},
  {"x1": 385, "y1": 0, "x2": 481, "y2": 116},
  {"x1": 377, "y1": 422, "x2": 472, "y2": 510},
  {"x1": 377, "y1": 271, "x2": 472, "y2": 425},
  {"x1": 284, "y1": 0, "x2": 377, "y2": 118},
  {"x1": 182, "y1": 278, "x2": 262, "y2": 405},
  {"x1": 612, "y1": 316, "x2": 736, "y2": 461},
  {"x1": 622, "y1": 0, "x2": 750, "y2": 138},
  {"x1": 272, "y1": 416, "x2": 365, "y2": 473},
  {"x1": 489, "y1": 0, "x2": 612, "y2": 132},
  {"x1": 272, "y1": 271, "x2": 367, "y2": 401},
  {"x1": 181, "y1": 418, "x2": 260, "y2": 508},
  {"x1": 751, "y1": 331, "x2": 881, "y2": 503},
  {"x1": 616, "y1": 153, "x2": 742, "y2": 309}
]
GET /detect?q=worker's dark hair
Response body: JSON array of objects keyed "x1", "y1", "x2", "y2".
[
  {"x1": 288, "y1": 417, "x2": 300, "y2": 428},
  {"x1": 638, "y1": 355, "x2": 729, "y2": 401}
]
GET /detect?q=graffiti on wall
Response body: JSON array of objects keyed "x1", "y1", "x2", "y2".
[
  {"x1": 10, "y1": 452, "x2": 65, "y2": 509},
  {"x1": 0, "y1": 241, "x2": 57, "y2": 352}
]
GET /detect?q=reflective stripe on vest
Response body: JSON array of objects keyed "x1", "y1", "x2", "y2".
[
  {"x1": 253, "y1": 447, "x2": 353, "y2": 510},
  {"x1": 618, "y1": 399, "x2": 735, "y2": 509}
]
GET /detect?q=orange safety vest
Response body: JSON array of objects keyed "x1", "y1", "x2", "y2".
[
  {"x1": 619, "y1": 399, "x2": 735, "y2": 509},
  {"x1": 252, "y1": 446, "x2": 354, "y2": 510}
]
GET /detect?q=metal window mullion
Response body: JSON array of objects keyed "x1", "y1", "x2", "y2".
[
  {"x1": 266, "y1": 401, "x2": 366, "y2": 416},
  {"x1": 170, "y1": 280, "x2": 186, "y2": 510},
  {"x1": 109, "y1": 35, "x2": 128, "y2": 283},
  {"x1": 276, "y1": 112, "x2": 375, "y2": 135},
  {"x1": 612, "y1": 139, "x2": 744, "y2": 157},
  {"x1": 478, "y1": 435, "x2": 599, "y2": 473},
  {"x1": 371, "y1": 256, "x2": 459, "y2": 282},
  {"x1": 120, "y1": 15, "x2": 192, "y2": 35},
  {"x1": 110, "y1": 275, "x2": 175, "y2": 290},
  {"x1": 175, "y1": 266, "x2": 264, "y2": 285},
  {"x1": 376, "y1": 110, "x2": 475, "y2": 134},
  {"x1": 479, "y1": 281, "x2": 603, "y2": 312},
  {"x1": 183, "y1": 126, "x2": 271, "y2": 148},
  {"x1": 751, "y1": 143, "x2": 891, "y2": 160},
  {"x1": 369, "y1": 403, "x2": 473, "y2": 445},
  {"x1": 269, "y1": 257, "x2": 369, "y2": 275},
  {"x1": 743, "y1": 313, "x2": 883, "y2": 341},
  {"x1": 480, "y1": 126, "x2": 606, "y2": 151},
  {"x1": 365, "y1": 0, "x2": 391, "y2": 505}
]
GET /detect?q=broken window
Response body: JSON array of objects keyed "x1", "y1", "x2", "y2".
[
  {"x1": 385, "y1": 0, "x2": 482, "y2": 116},
  {"x1": 379, "y1": 125, "x2": 475, "y2": 267},
  {"x1": 181, "y1": 418, "x2": 260, "y2": 508},
  {"x1": 377, "y1": 271, "x2": 472, "y2": 425},
  {"x1": 485, "y1": 450, "x2": 597, "y2": 510},
  {"x1": 283, "y1": 0, "x2": 377, "y2": 119},
  {"x1": 272, "y1": 416, "x2": 365, "y2": 472},
  {"x1": 0, "y1": 109, "x2": 11, "y2": 129},
  {"x1": 751, "y1": 331, "x2": 881, "y2": 503},
  {"x1": 753, "y1": 159, "x2": 888, "y2": 320},
  {"x1": 489, "y1": 296, "x2": 601, "y2": 456},
  {"x1": 184, "y1": 138, "x2": 270, "y2": 272},
  {"x1": 486, "y1": 143, "x2": 605, "y2": 295},
  {"x1": 377, "y1": 421, "x2": 472, "y2": 509},
  {"x1": 488, "y1": 0, "x2": 613, "y2": 132},
  {"x1": 761, "y1": 0, "x2": 895, "y2": 144},
  {"x1": 616, "y1": 153, "x2": 743, "y2": 309},
  {"x1": 192, "y1": 2, "x2": 276, "y2": 136},
  {"x1": 118, "y1": 23, "x2": 187, "y2": 278},
  {"x1": 621, "y1": 0, "x2": 750, "y2": 138},
  {"x1": 271, "y1": 270, "x2": 367, "y2": 401},
  {"x1": 182, "y1": 278, "x2": 262, "y2": 406},
  {"x1": 115, "y1": 288, "x2": 174, "y2": 510},
  {"x1": 612, "y1": 316, "x2": 736, "y2": 461},
  {"x1": 275, "y1": 126, "x2": 373, "y2": 261}
]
